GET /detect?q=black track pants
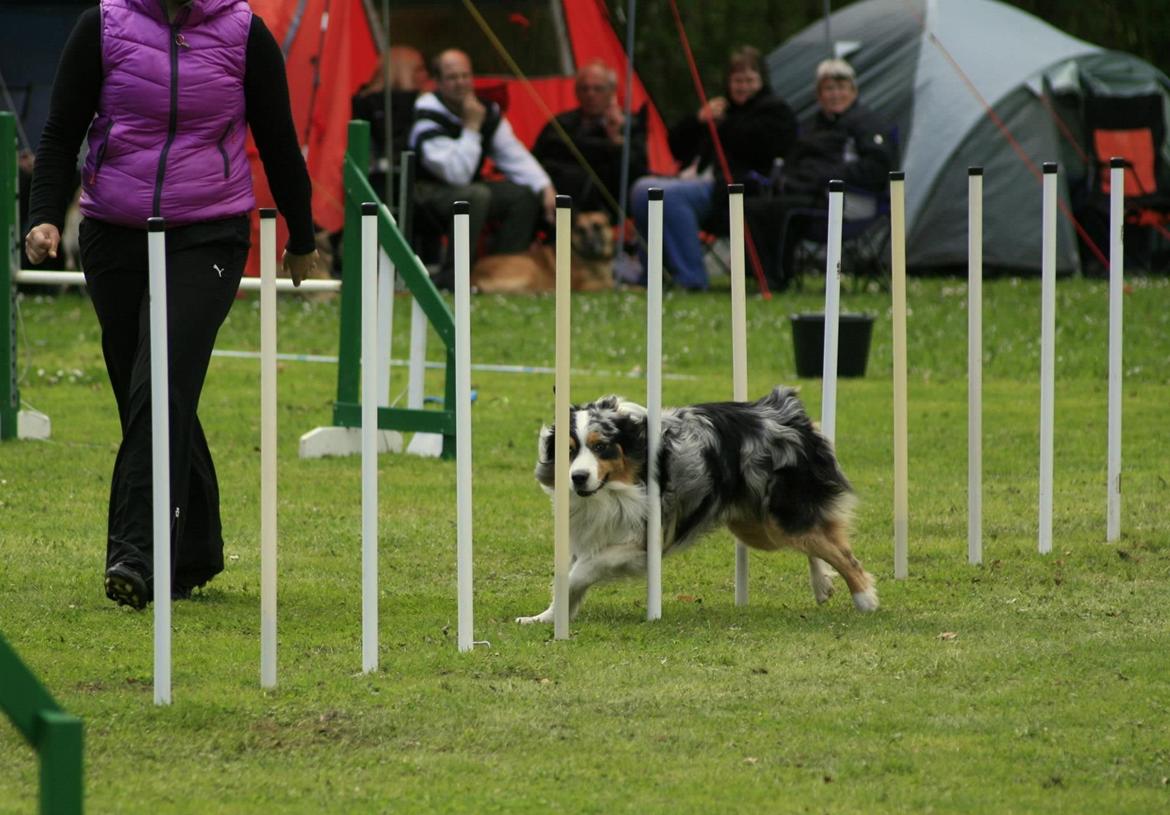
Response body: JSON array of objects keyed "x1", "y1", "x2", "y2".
[{"x1": 79, "y1": 216, "x2": 248, "y2": 589}]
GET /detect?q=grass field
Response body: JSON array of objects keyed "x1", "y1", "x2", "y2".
[{"x1": 2, "y1": 275, "x2": 1168, "y2": 813}]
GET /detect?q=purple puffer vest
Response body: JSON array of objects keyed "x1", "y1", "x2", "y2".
[{"x1": 80, "y1": 0, "x2": 255, "y2": 228}]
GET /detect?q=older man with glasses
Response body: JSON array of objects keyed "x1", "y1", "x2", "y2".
[{"x1": 532, "y1": 59, "x2": 648, "y2": 222}]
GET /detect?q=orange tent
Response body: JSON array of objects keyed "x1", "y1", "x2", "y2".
[
  {"x1": 244, "y1": 0, "x2": 672, "y2": 275},
  {"x1": 245, "y1": 0, "x2": 379, "y2": 274}
]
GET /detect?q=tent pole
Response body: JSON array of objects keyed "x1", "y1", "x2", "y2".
[
  {"x1": 383, "y1": 0, "x2": 393, "y2": 208},
  {"x1": 281, "y1": 0, "x2": 310, "y2": 55},
  {"x1": 617, "y1": 0, "x2": 637, "y2": 233},
  {"x1": 823, "y1": 0, "x2": 832, "y2": 57}
]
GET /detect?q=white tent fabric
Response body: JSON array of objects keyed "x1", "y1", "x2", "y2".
[{"x1": 765, "y1": 0, "x2": 1162, "y2": 272}]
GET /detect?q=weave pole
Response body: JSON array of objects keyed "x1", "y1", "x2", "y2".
[
  {"x1": 646, "y1": 188, "x2": 664, "y2": 622},
  {"x1": 453, "y1": 201, "x2": 475, "y2": 652},
  {"x1": 377, "y1": 247, "x2": 395, "y2": 410},
  {"x1": 821, "y1": 180, "x2": 845, "y2": 443},
  {"x1": 1107, "y1": 157, "x2": 1124, "y2": 542},
  {"x1": 553, "y1": 195, "x2": 572, "y2": 640},
  {"x1": 360, "y1": 201, "x2": 379, "y2": 671},
  {"x1": 889, "y1": 172, "x2": 908, "y2": 580},
  {"x1": 147, "y1": 217, "x2": 171, "y2": 706},
  {"x1": 405, "y1": 298, "x2": 443, "y2": 456},
  {"x1": 729, "y1": 184, "x2": 749, "y2": 605},
  {"x1": 1038, "y1": 163, "x2": 1057, "y2": 555},
  {"x1": 259, "y1": 209, "x2": 278, "y2": 688},
  {"x1": 967, "y1": 168, "x2": 983, "y2": 566}
]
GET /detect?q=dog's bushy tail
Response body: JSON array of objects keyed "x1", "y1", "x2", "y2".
[{"x1": 761, "y1": 387, "x2": 854, "y2": 534}]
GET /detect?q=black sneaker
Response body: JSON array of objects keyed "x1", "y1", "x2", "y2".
[{"x1": 105, "y1": 562, "x2": 150, "y2": 610}]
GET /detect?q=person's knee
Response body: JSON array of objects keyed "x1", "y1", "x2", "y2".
[
  {"x1": 501, "y1": 186, "x2": 539, "y2": 219},
  {"x1": 465, "y1": 183, "x2": 491, "y2": 214},
  {"x1": 521, "y1": 187, "x2": 540, "y2": 216},
  {"x1": 631, "y1": 177, "x2": 653, "y2": 205},
  {"x1": 631, "y1": 179, "x2": 655, "y2": 224}
]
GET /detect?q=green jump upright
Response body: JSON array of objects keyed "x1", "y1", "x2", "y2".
[
  {"x1": 0, "y1": 633, "x2": 84, "y2": 814},
  {"x1": 335, "y1": 120, "x2": 456, "y2": 458},
  {"x1": 2, "y1": 112, "x2": 18, "y2": 440}
]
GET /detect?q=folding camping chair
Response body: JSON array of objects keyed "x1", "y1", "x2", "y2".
[
  {"x1": 1081, "y1": 91, "x2": 1170, "y2": 273},
  {"x1": 769, "y1": 127, "x2": 899, "y2": 292},
  {"x1": 780, "y1": 183, "x2": 892, "y2": 292}
]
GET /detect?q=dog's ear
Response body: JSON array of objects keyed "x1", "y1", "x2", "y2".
[
  {"x1": 538, "y1": 424, "x2": 553, "y2": 462},
  {"x1": 593, "y1": 395, "x2": 622, "y2": 412},
  {"x1": 534, "y1": 424, "x2": 555, "y2": 487},
  {"x1": 613, "y1": 409, "x2": 648, "y2": 467}
]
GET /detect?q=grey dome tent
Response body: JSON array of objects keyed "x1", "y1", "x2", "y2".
[{"x1": 766, "y1": 0, "x2": 1170, "y2": 273}]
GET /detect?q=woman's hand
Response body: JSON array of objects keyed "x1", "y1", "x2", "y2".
[
  {"x1": 698, "y1": 97, "x2": 728, "y2": 124},
  {"x1": 24, "y1": 223, "x2": 61, "y2": 265},
  {"x1": 282, "y1": 249, "x2": 320, "y2": 286}
]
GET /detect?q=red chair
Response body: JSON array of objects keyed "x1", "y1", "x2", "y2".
[{"x1": 1083, "y1": 92, "x2": 1170, "y2": 272}]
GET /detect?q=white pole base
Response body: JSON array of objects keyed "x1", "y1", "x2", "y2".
[
  {"x1": 405, "y1": 432, "x2": 444, "y2": 458},
  {"x1": 297, "y1": 426, "x2": 403, "y2": 459},
  {"x1": 16, "y1": 408, "x2": 51, "y2": 440}
]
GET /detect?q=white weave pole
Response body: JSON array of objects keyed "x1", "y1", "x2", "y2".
[
  {"x1": 1107, "y1": 157, "x2": 1124, "y2": 542},
  {"x1": 553, "y1": 195, "x2": 572, "y2": 640},
  {"x1": 821, "y1": 180, "x2": 845, "y2": 443},
  {"x1": 729, "y1": 184, "x2": 749, "y2": 606},
  {"x1": 377, "y1": 247, "x2": 395, "y2": 408},
  {"x1": 889, "y1": 172, "x2": 909, "y2": 580},
  {"x1": 405, "y1": 297, "x2": 442, "y2": 457},
  {"x1": 147, "y1": 217, "x2": 172, "y2": 706},
  {"x1": 967, "y1": 168, "x2": 983, "y2": 566},
  {"x1": 259, "y1": 208, "x2": 278, "y2": 688},
  {"x1": 408, "y1": 299, "x2": 427, "y2": 408},
  {"x1": 453, "y1": 201, "x2": 475, "y2": 652},
  {"x1": 360, "y1": 201, "x2": 379, "y2": 671},
  {"x1": 1038, "y1": 163, "x2": 1058, "y2": 555},
  {"x1": 646, "y1": 188, "x2": 664, "y2": 622}
]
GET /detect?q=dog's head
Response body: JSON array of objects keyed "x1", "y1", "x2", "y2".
[
  {"x1": 571, "y1": 211, "x2": 616, "y2": 262},
  {"x1": 535, "y1": 395, "x2": 647, "y2": 497}
]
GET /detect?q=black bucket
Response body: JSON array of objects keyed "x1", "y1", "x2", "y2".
[{"x1": 789, "y1": 312, "x2": 875, "y2": 378}]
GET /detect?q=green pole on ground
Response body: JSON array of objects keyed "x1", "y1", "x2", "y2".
[
  {"x1": 1, "y1": 112, "x2": 18, "y2": 440},
  {"x1": 0, "y1": 633, "x2": 85, "y2": 814}
]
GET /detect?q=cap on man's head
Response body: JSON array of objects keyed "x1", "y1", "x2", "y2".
[{"x1": 815, "y1": 58, "x2": 856, "y2": 85}]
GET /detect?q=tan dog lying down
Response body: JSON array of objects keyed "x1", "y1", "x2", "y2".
[{"x1": 471, "y1": 211, "x2": 615, "y2": 293}]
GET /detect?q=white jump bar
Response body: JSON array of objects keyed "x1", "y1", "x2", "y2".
[{"x1": 15, "y1": 269, "x2": 340, "y2": 293}]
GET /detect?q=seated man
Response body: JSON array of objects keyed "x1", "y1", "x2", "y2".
[
  {"x1": 410, "y1": 48, "x2": 556, "y2": 288},
  {"x1": 532, "y1": 59, "x2": 647, "y2": 222},
  {"x1": 746, "y1": 58, "x2": 895, "y2": 289}
]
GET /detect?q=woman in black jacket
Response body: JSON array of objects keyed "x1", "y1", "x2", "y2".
[
  {"x1": 631, "y1": 46, "x2": 797, "y2": 290},
  {"x1": 746, "y1": 58, "x2": 896, "y2": 289}
]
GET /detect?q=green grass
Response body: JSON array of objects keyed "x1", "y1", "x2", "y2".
[{"x1": 2, "y1": 276, "x2": 1168, "y2": 813}]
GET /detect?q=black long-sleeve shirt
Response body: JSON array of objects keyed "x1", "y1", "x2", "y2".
[
  {"x1": 667, "y1": 89, "x2": 798, "y2": 183},
  {"x1": 29, "y1": 8, "x2": 315, "y2": 254},
  {"x1": 785, "y1": 101, "x2": 895, "y2": 196}
]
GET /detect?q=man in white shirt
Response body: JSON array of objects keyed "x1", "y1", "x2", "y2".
[{"x1": 411, "y1": 49, "x2": 556, "y2": 287}]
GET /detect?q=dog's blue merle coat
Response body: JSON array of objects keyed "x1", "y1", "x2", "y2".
[
  {"x1": 524, "y1": 386, "x2": 874, "y2": 623},
  {"x1": 536, "y1": 387, "x2": 851, "y2": 552}
]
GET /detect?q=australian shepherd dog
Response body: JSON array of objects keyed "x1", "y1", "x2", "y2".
[{"x1": 517, "y1": 387, "x2": 878, "y2": 624}]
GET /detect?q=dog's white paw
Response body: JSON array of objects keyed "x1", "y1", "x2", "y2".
[
  {"x1": 851, "y1": 587, "x2": 879, "y2": 613},
  {"x1": 515, "y1": 609, "x2": 554, "y2": 625}
]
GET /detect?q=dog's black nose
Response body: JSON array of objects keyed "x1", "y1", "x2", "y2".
[{"x1": 571, "y1": 471, "x2": 589, "y2": 487}]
